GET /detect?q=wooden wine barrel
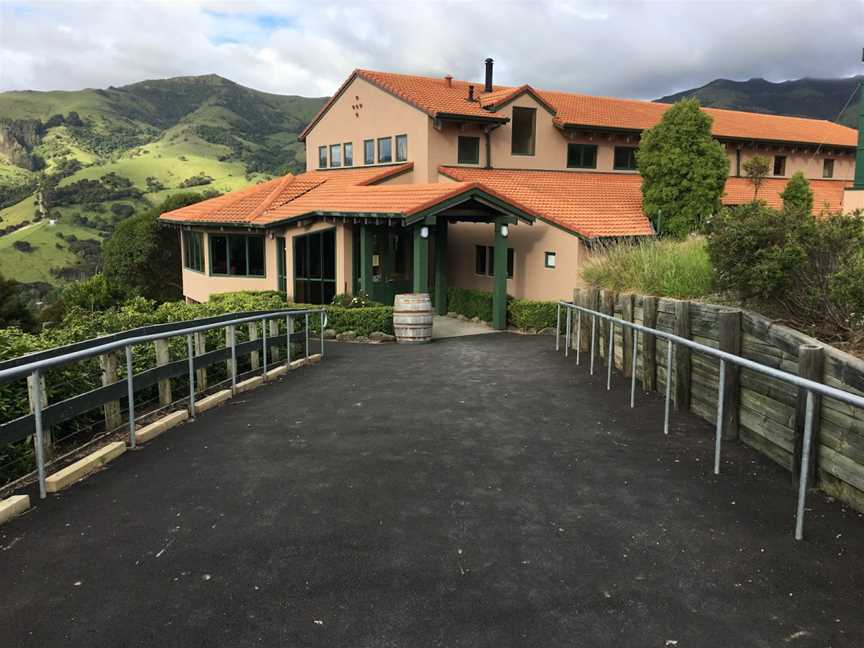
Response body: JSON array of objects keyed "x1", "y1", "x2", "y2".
[{"x1": 393, "y1": 293, "x2": 433, "y2": 344}]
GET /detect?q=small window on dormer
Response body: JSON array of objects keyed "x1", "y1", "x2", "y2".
[
  {"x1": 511, "y1": 107, "x2": 536, "y2": 156},
  {"x1": 823, "y1": 158, "x2": 834, "y2": 179},
  {"x1": 318, "y1": 146, "x2": 327, "y2": 169}
]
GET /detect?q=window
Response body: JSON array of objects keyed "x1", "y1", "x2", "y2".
[
  {"x1": 511, "y1": 107, "x2": 536, "y2": 156},
  {"x1": 475, "y1": 245, "x2": 514, "y2": 278},
  {"x1": 395, "y1": 134, "x2": 408, "y2": 162},
  {"x1": 458, "y1": 136, "x2": 480, "y2": 164},
  {"x1": 364, "y1": 139, "x2": 374, "y2": 165},
  {"x1": 183, "y1": 231, "x2": 204, "y2": 272},
  {"x1": 294, "y1": 229, "x2": 336, "y2": 304},
  {"x1": 613, "y1": 146, "x2": 637, "y2": 171},
  {"x1": 773, "y1": 155, "x2": 786, "y2": 176},
  {"x1": 344, "y1": 142, "x2": 353, "y2": 167},
  {"x1": 318, "y1": 146, "x2": 327, "y2": 169},
  {"x1": 544, "y1": 251, "x2": 556, "y2": 268},
  {"x1": 378, "y1": 137, "x2": 392, "y2": 163},
  {"x1": 823, "y1": 158, "x2": 834, "y2": 179},
  {"x1": 567, "y1": 143, "x2": 597, "y2": 169},
  {"x1": 329, "y1": 144, "x2": 341, "y2": 168},
  {"x1": 209, "y1": 234, "x2": 266, "y2": 277}
]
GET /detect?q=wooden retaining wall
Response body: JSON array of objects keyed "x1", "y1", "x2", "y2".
[{"x1": 572, "y1": 288, "x2": 864, "y2": 513}]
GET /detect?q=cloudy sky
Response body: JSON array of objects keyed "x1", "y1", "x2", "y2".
[{"x1": 1, "y1": 0, "x2": 862, "y2": 99}]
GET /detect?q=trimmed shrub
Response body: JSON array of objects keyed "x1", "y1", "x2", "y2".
[
  {"x1": 448, "y1": 287, "x2": 495, "y2": 321},
  {"x1": 508, "y1": 300, "x2": 558, "y2": 331},
  {"x1": 324, "y1": 305, "x2": 393, "y2": 335}
]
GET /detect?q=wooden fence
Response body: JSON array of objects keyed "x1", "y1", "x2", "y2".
[{"x1": 572, "y1": 287, "x2": 864, "y2": 514}]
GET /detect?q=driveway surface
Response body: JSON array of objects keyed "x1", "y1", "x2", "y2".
[{"x1": 1, "y1": 334, "x2": 863, "y2": 647}]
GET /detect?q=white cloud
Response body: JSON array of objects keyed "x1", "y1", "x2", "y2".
[{"x1": 0, "y1": 0, "x2": 862, "y2": 99}]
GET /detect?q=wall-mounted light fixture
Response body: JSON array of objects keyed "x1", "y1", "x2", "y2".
[
  {"x1": 420, "y1": 225, "x2": 430, "y2": 239},
  {"x1": 500, "y1": 224, "x2": 509, "y2": 238},
  {"x1": 267, "y1": 230, "x2": 276, "y2": 240}
]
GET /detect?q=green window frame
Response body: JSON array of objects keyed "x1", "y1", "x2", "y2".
[
  {"x1": 613, "y1": 146, "x2": 637, "y2": 171},
  {"x1": 293, "y1": 228, "x2": 336, "y2": 304},
  {"x1": 475, "y1": 244, "x2": 514, "y2": 278},
  {"x1": 209, "y1": 234, "x2": 266, "y2": 277},
  {"x1": 329, "y1": 144, "x2": 342, "y2": 168},
  {"x1": 458, "y1": 136, "x2": 480, "y2": 164},
  {"x1": 378, "y1": 137, "x2": 392, "y2": 163},
  {"x1": 364, "y1": 139, "x2": 374, "y2": 165},
  {"x1": 318, "y1": 146, "x2": 327, "y2": 169},
  {"x1": 183, "y1": 230, "x2": 204, "y2": 272},
  {"x1": 395, "y1": 134, "x2": 408, "y2": 162},
  {"x1": 344, "y1": 142, "x2": 353, "y2": 167},
  {"x1": 567, "y1": 143, "x2": 597, "y2": 169},
  {"x1": 511, "y1": 107, "x2": 536, "y2": 156}
]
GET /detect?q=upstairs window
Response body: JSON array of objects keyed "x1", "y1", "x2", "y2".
[
  {"x1": 475, "y1": 244, "x2": 514, "y2": 278},
  {"x1": 395, "y1": 134, "x2": 408, "y2": 162},
  {"x1": 318, "y1": 146, "x2": 327, "y2": 169},
  {"x1": 458, "y1": 136, "x2": 480, "y2": 164},
  {"x1": 544, "y1": 251, "x2": 556, "y2": 269},
  {"x1": 329, "y1": 144, "x2": 341, "y2": 168},
  {"x1": 567, "y1": 143, "x2": 597, "y2": 169},
  {"x1": 183, "y1": 231, "x2": 204, "y2": 272},
  {"x1": 378, "y1": 137, "x2": 392, "y2": 163},
  {"x1": 511, "y1": 107, "x2": 536, "y2": 156},
  {"x1": 823, "y1": 158, "x2": 834, "y2": 179},
  {"x1": 209, "y1": 234, "x2": 265, "y2": 277},
  {"x1": 344, "y1": 142, "x2": 353, "y2": 167},
  {"x1": 613, "y1": 146, "x2": 637, "y2": 171},
  {"x1": 773, "y1": 155, "x2": 786, "y2": 176},
  {"x1": 364, "y1": 139, "x2": 374, "y2": 165}
]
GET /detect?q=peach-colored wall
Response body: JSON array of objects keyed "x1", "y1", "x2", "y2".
[
  {"x1": 726, "y1": 145, "x2": 854, "y2": 181},
  {"x1": 843, "y1": 188, "x2": 864, "y2": 213},
  {"x1": 446, "y1": 219, "x2": 587, "y2": 301},
  {"x1": 304, "y1": 77, "x2": 431, "y2": 180}
]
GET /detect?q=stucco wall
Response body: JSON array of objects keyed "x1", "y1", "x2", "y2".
[
  {"x1": 727, "y1": 145, "x2": 854, "y2": 181},
  {"x1": 843, "y1": 188, "x2": 864, "y2": 213},
  {"x1": 446, "y1": 219, "x2": 587, "y2": 301}
]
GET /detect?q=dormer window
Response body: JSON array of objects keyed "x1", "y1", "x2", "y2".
[{"x1": 511, "y1": 107, "x2": 536, "y2": 156}]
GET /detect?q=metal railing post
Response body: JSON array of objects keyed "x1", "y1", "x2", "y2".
[
  {"x1": 305, "y1": 313, "x2": 310, "y2": 358},
  {"x1": 606, "y1": 321, "x2": 614, "y2": 390},
  {"x1": 555, "y1": 303, "x2": 561, "y2": 352},
  {"x1": 320, "y1": 311, "x2": 325, "y2": 357},
  {"x1": 230, "y1": 325, "x2": 237, "y2": 393},
  {"x1": 31, "y1": 369, "x2": 47, "y2": 499},
  {"x1": 286, "y1": 315, "x2": 291, "y2": 365},
  {"x1": 664, "y1": 340, "x2": 673, "y2": 434},
  {"x1": 565, "y1": 306, "x2": 571, "y2": 358},
  {"x1": 262, "y1": 318, "x2": 268, "y2": 376},
  {"x1": 630, "y1": 329, "x2": 638, "y2": 408},
  {"x1": 125, "y1": 345, "x2": 136, "y2": 449},
  {"x1": 576, "y1": 310, "x2": 582, "y2": 365},
  {"x1": 795, "y1": 390, "x2": 816, "y2": 541},
  {"x1": 713, "y1": 359, "x2": 726, "y2": 475},
  {"x1": 187, "y1": 334, "x2": 196, "y2": 418},
  {"x1": 590, "y1": 316, "x2": 597, "y2": 375}
]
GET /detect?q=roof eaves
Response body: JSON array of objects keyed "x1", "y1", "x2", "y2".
[{"x1": 484, "y1": 85, "x2": 557, "y2": 115}]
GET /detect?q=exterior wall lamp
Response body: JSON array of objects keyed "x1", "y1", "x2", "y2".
[
  {"x1": 500, "y1": 224, "x2": 509, "y2": 238},
  {"x1": 420, "y1": 225, "x2": 430, "y2": 239}
]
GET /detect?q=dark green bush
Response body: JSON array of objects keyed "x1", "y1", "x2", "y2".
[
  {"x1": 508, "y1": 300, "x2": 558, "y2": 331},
  {"x1": 324, "y1": 305, "x2": 393, "y2": 335},
  {"x1": 447, "y1": 287, "x2": 495, "y2": 321}
]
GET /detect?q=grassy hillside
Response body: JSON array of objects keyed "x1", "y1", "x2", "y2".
[
  {"x1": 0, "y1": 74, "x2": 327, "y2": 288},
  {"x1": 657, "y1": 76, "x2": 862, "y2": 128}
]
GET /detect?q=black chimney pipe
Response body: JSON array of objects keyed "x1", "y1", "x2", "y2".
[{"x1": 484, "y1": 58, "x2": 494, "y2": 93}]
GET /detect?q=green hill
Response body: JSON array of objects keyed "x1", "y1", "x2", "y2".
[
  {"x1": 657, "y1": 76, "x2": 862, "y2": 128},
  {"x1": 0, "y1": 74, "x2": 326, "y2": 288}
]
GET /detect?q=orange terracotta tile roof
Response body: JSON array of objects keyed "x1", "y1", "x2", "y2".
[
  {"x1": 159, "y1": 163, "x2": 538, "y2": 226},
  {"x1": 723, "y1": 177, "x2": 850, "y2": 212},
  {"x1": 302, "y1": 69, "x2": 856, "y2": 148},
  {"x1": 439, "y1": 166, "x2": 653, "y2": 238}
]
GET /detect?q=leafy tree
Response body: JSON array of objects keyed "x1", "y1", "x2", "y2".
[
  {"x1": 781, "y1": 171, "x2": 814, "y2": 214},
  {"x1": 102, "y1": 192, "x2": 209, "y2": 302},
  {"x1": 637, "y1": 98, "x2": 729, "y2": 238},
  {"x1": 0, "y1": 273, "x2": 36, "y2": 331},
  {"x1": 60, "y1": 274, "x2": 125, "y2": 312},
  {"x1": 743, "y1": 155, "x2": 770, "y2": 199}
]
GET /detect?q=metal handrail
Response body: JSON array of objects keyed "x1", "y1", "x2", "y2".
[
  {"x1": 555, "y1": 300, "x2": 864, "y2": 541},
  {"x1": 5, "y1": 307, "x2": 328, "y2": 500}
]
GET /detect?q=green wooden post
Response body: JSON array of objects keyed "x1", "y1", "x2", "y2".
[
  {"x1": 434, "y1": 220, "x2": 448, "y2": 314},
  {"x1": 359, "y1": 225, "x2": 374, "y2": 297},
  {"x1": 492, "y1": 218, "x2": 507, "y2": 330},
  {"x1": 413, "y1": 223, "x2": 429, "y2": 293}
]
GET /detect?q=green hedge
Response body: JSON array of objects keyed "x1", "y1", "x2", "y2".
[
  {"x1": 447, "y1": 287, "x2": 496, "y2": 321},
  {"x1": 508, "y1": 300, "x2": 559, "y2": 331},
  {"x1": 323, "y1": 305, "x2": 393, "y2": 336}
]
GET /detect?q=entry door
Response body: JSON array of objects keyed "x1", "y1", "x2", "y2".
[
  {"x1": 372, "y1": 229, "x2": 412, "y2": 305},
  {"x1": 276, "y1": 236, "x2": 287, "y2": 293}
]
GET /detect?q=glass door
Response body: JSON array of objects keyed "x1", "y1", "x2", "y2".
[{"x1": 276, "y1": 236, "x2": 286, "y2": 293}]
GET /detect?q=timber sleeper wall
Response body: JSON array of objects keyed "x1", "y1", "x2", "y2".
[{"x1": 573, "y1": 287, "x2": 864, "y2": 514}]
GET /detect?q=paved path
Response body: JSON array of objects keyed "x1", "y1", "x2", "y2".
[
  {"x1": 1, "y1": 335, "x2": 863, "y2": 647},
  {"x1": 432, "y1": 314, "x2": 498, "y2": 338}
]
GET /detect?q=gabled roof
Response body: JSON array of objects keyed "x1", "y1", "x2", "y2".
[
  {"x1": 302, "y1": 69, "x2": 857, "y2": 148},
  {"x1": 159, "y1": 163, "x2": 536, "y2": 227},
  {"x1": 723, "y1": 177, "x2": 850, "y2": 212},
  {"x1": 439, "y1": 166, "x2": 652, "y2": 238}
]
